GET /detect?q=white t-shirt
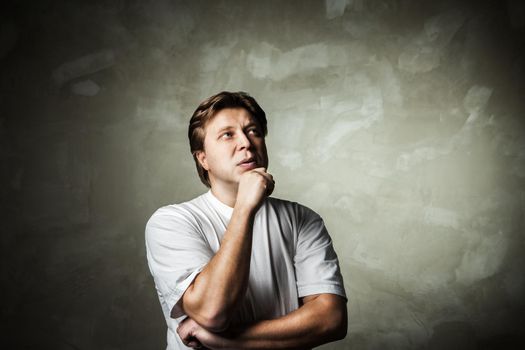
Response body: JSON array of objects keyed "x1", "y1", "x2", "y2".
[{"x1": 145, "y1": 190, "x2": 346, "y2": 350}]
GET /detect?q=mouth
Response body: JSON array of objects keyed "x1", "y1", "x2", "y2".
[{"x1": 238, "y1": 157, "x2": 257, "y2": 169}]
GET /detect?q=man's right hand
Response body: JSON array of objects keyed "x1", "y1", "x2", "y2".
[{"x1": 235, "y1": 167, "x2": 275, "y2": 212}]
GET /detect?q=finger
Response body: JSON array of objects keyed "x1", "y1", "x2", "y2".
[
  {"x1": 179, "y1": 332, "x2": 191, "y2": 346},
  {"x1": 177, "y1": 320, "x2": 186, "y2": 332},
  {"x1": 177, "y1": 323, "x2": 191, "y2": 345},
  {"x1": 178, "y1": 316, "x2": 189, "y2": 327},
  {"x1": 265, "y1": 179, "x2": 275, "y2": 197},
  {"x1": 187, "y1": 338, "x2": 202, "y2": 348},
  {"x1": 180, "y1": 337, "x2": 190, "y2": 347},
  {"x1": 181, "y1": 336, "x2": 197, "y2": 348},
  {"x1": 251, "y1": 168, "x2": 274, "y2": 183},
  {"x1": 251, "y1": 167, "x2": 267, "y2": 174},
  {"x1": 263, "y1": 173, "x2": 275, "y2": 187}
]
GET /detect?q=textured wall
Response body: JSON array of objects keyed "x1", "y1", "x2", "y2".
[{"x1": 2, "y1": 0, "x2": 525, "y2": 349}]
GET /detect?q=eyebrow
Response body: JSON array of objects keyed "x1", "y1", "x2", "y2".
[
  {"x1": 216, "y1": 123, "x2": 259, "y2": 134},
  {"x1": 216, "y1": 126, "x2": 234, "y2": 134}
]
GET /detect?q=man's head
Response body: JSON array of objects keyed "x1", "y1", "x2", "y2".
[{"x1": 188, "y1": 91, "x2": 268, "y2": 188}]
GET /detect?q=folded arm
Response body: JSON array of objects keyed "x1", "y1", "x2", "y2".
[
  {"x1": 179, "y1": 204, "x2": 255, "y2": 332},
  {"x1": 178, "y1": 293, "x2": 348, "y2": 349},
  {"x1": 179, "y1": 168, "x2": 275, "y2": 332}
]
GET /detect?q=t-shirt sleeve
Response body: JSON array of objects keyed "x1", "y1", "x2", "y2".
[
  {"x1": 145, "y1": 206, "x2": 214, "y2": 319},
  {"x1": 294, "y1": 204, "x2": 347, "y2": 300}
]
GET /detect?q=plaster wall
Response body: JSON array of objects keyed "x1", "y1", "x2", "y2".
[{"x1": 1, "y1": 0, "x2": 524, "y2": 349}]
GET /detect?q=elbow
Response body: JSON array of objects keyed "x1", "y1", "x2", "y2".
[
  {"x1": 323, "y1": 303, "x2": 348, "y2": 342},
  {"x1": 198, "y1": 310, "x2": 231, "y2": 333},
  {"x1": 308, "y1": 294, "x2": 348, "y2": 343},
  {"x1": 181, "y1": 288, "x2": 232, "y2": 332},
  {"x1": 331, "y1": 318, "x2": 348, "y2": 341}
]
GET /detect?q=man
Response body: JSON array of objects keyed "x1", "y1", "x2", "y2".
[{"x1": 146, "y1": 91, "x2": 347, "y2": 349}]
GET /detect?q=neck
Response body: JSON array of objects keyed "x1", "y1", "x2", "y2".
[{"x1": 210, "y1": 183, "x2": 238, "y2": 208}]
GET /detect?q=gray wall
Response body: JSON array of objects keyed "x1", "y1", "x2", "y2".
[{"x1": 2, "y1": 0, "x2": 524, "y2": 349}]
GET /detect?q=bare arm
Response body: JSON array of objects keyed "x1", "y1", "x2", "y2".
[
  {"x1": 179, "y1": 167, "x2": 274, "y2": 332},
  {"x1": 179, "y1": 204, "x2": 255, "y2": 332},
  {"x1": 178, "y1": 294, "x2": 348, "y2": 349}
]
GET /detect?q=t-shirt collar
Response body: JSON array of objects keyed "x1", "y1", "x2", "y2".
[{"x1": 206, "y1": 189, "x2": 234, "y2": 218}]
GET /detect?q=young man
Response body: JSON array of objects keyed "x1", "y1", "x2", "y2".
[{"x1": 146, "y1": 91, "x2": 347, "y2": 349}]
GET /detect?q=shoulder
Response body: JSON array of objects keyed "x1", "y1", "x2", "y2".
[
  {"x1": 265, "y1": 196, "x2": 322, "y2": 222},
  {"x1": 145, "y1": 194, "x2": 208, "y2": 234}
]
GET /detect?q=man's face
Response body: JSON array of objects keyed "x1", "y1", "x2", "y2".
[{"x1": 196, "y1": 107, "x2": 268, "y2": 188}]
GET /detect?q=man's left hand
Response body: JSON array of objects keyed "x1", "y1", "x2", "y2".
[{"x1": 177, "y1": 317, "x2": 230, "y2": 350}]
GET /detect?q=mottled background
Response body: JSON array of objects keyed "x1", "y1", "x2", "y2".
[{"x1": 1, "y1": 0, "x2": 524, "y2": 349}]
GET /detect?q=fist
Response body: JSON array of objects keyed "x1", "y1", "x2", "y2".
[
  {"x1": 236, "y1": 167, "x2": 275, "y2": 212},
  {"x1": 177, "y1": 317, "x2": 204, "y2": 349},
  {"x1": 177, "y1": 317, "x2": 231, "y2": 349}
]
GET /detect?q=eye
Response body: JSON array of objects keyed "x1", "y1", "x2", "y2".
[
  {"x1": 221, "y1": 131, "x2": 233, "y2": 139},
  {"x1": 248, "y1": 128, "x2": 260, "y2": 136}
]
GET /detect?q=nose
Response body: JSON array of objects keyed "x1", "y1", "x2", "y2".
[{"x1": 237, "y1": 131, "x2": 252, "y2": 150}]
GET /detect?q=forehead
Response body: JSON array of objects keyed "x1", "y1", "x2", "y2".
[{"x1": 205, "y1": 108, "x2": 257, "y2": 132}]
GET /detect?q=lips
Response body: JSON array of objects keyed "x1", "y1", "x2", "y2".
[
  {"x1": 238, "y1": 157, "x2": 258, "y2": 169},
  {"x1": 238, "y1": 157, "x2": 256, "y2": 165}
]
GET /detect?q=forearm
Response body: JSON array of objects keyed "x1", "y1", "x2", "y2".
[
  {"x1": 181, "y1": 205, "x2": 255, "y2": 330},
  {"x1": 224, "y1": 294, "x2": 347, "y2": 349}
]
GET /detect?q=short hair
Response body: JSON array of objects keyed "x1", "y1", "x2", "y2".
[{"x1": 188, "y1": 91, "x2": 268, "y2": 188}]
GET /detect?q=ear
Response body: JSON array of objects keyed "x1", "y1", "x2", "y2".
[{"x1": 195, "y1": 150, "x2": 209, "y2": 171}]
